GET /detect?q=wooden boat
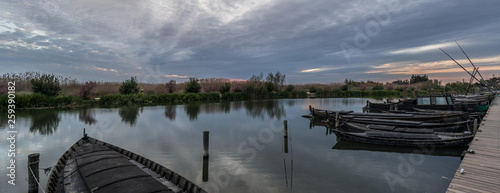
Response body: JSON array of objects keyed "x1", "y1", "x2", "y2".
[
  {"x1": 340, "y1": 117, "x2": 472, "y2": 128},
  {"x1": 344, "y1": 122, "x2": 471, "y2": 134},
  {"x1": 365, "y1": 95, "x2": 484, "y2": 112},
  {"x1": 310, "y1": 108, "x2": 469, "y2": 123},
  {"x1": 46, "y1": 131, "x2": 207, "y2": 193},
  {"x1": 330, "y1": 129, "x2": 473, "y2": 147}
]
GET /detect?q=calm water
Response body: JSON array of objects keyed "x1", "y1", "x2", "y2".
[{"x1": 1, "y1": 98, "x2": 464, "y2": 193}]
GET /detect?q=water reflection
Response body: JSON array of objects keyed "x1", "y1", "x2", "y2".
[
  {"x1": 29, "y1": 110, "x2": 60, "y2": 135},
  {"x1": 164, "y1": 105, "x2": 176, "y2": 120},
  {"x1": 332, "y1": 140, "x2": 464, "y2": 157},
  {"x1": 119, "y1": 105, "x2": 140, "y2": 126},
  {"x1": 244, "y1": 100, "x2": 286, "y2": 119},
  {"x1": 79, "y1": 108, "x2": 97, "y2": 125},
  {"x1": 184, "y1": 104, "x2": 200, "y2": 121}
]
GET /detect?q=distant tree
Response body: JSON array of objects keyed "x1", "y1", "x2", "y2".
[
  {"x1": 30, "y1": 74, "x2": 61, "y2": 96},
  {"x1": 410, "y1": 74, "x2": 429, "y2": 84},
  {"x1": 359, "y1": 84, "x2": 367, "y2": 91},
  {"x1": 249, "y1": 73, "x2": 264, "y2": 82},
  {"x1": 392, "y1": 79, "x2": 409, "y2": 85},
  {"x1": 119, "y1": 77, "x2": 139, "y2": 95},
  {"x1": 372, "y1": 84, "x2": 384, "y2": 90},
  {"x1": 185, "y1": 78, "x2": 201, "y2": 93},
  {"x1": 285, "y1": 85, "x2": 294, "y2": 92},
  {"x1": 79, "y1": 81, "x2": 97, "y2": 99},
  {"x1": 165, "y1": 80, "x2": 177, "y2": 93},
  {"x1": 265, "y1": 71, "x2": 286, "y2": 91},
  {"x1": 219, "y1": 82, "x2": 231, "y2": 94}
]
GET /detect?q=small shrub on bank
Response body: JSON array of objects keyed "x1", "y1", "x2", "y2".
[
  {"x1": 220, "y1": 83, "x2": 231, "y2": 94},
  {"x1": 119, "y1": 77, "x2": 139, "y2": 95},
  {"x1": 185, "y1": 78, "x2": 201, "y2": 93},
  {"x1": 31, "y1": 74, "x2": 61, "y2": 96},
  {"x1": 79, "y1": 81, "x2": 97, "y2": 99}
]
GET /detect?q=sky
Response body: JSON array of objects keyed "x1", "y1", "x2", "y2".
[{"x1": 1, "y1": 0, "x2": 499, "y2": 84}]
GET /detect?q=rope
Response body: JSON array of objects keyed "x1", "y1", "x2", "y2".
[{"x1": 28, "y1": 165, "x2": 47, "y2": 193}]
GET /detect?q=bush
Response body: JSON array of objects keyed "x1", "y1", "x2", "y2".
[
  {"x1": 165, "y1": 80, "x2": 177, "y2": 93},
  {"x1": 185, "y1": 78, "x2": 201, "y2": 93},
  {"x1": 31, "y1": 74, "x2": 61, "y2": 96},
  {"x1": 182, "y1": 93, "x2": 201, "y2": 103},
  {"x1": 79, "y1": 81, "x2": 97, "y2": 99},
  {"x1": 265, "y1": 82, "x2": 277, "y2": 92},
  {"x1": 119, "y1": 77, "x2": 139, "y2": 95},
  {"x1": 372, "y1": 84, "x2": 384, "y2": 90},
  {"x1": 285, "y1": 85, "x2": 294, "y2": 92},
  {"x1": 199, "y1": 92, "x2": 220, "y2": 102},
  {"x1": 219, "y1": 82, "x2": 231, "y2": 94}
]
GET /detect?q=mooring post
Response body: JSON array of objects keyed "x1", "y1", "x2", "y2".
[
  {"x1": 325, "y1": 111, "x2": 329, "y2": 120},
  {"x1": 28, "y1": 153, "x2": 40, "y2": 193},
  {"x1": 202, "y1": 156, "x2": 209, "y2": 182},
  {"x1": 309, "y1": 105, "x2": 312, "y2": 112},
  {"x1": 284, "y1": 120, "x2": 288, "y2": 138},
  {"x1": 203, "y1": 131, "x2": 209, "y2": 158},
  {"x1": 473, "y1": 118, "x2": 478, "y2": 134},
  {"x1": 335, "y1": 112, "x2": 340, "y2": 128}
]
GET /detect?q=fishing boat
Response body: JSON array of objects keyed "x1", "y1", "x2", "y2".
[
  {"x1": 330, "y1": 129, "x2": 473, "y2": 147},
  {"x1": 344, "y1": 122, "x2": 471, "y2": 134},
  {"x1": 46, "y1": 131, "x2": 207, "y2": 193},
  {"x1": 310, "y1": 108, "x2": 469, "y2": 123},
  {"x1": 365, "y1": 95, "x2": 485, "y2": 112},
  {"x1": 340, "y1": 117, "x2": 472, "y2": 128}
]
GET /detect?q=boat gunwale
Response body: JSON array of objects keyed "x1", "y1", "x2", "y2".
[{"x1": 46, "y1": 137, "x2": 207, "y2": 193}]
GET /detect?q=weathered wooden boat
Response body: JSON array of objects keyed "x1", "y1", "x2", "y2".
[
  {"x1": 46, "y1": 132, "x2": 207, "y2": 193},
  {"x1": 310, "y1": 108, "x2": 469, "y2": 123},
  {"x1": 365, "y1": 95, "x2": 484, "y2": 112},
  {"x1": 340, "y1": 117, "x2": 472, "y2": 128},
  {"x1": 330, "y1": 129, "x2": 473, "y2": 147},
  {"x1": 344, "y1": 122, "x2": 471, "y2": 134}
]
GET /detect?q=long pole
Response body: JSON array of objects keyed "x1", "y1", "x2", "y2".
[
  {"x1": 455, "y1": 41, "x2": 487, "y2": 82},
  {"x1": 439, "y1": 48, "x2": 493, "y2": 94}
]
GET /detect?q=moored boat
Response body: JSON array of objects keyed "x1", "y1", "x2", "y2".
[
  {"x1": 330, "y1": 129, "x2": 473, "y2": 147},
  {"x1": 46, "y1": 132, "x2": 207, "y2": 193}
]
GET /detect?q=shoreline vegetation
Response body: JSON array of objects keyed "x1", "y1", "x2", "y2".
[{"x1": 1, "y1": 72, "x2": 497, "y2": 109}]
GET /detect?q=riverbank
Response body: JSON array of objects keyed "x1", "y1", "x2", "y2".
[{"x1": 0, "y1": 90, "x2": 401, "y2": 109}]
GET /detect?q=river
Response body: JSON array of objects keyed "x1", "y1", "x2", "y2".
[{"x1": 0, "y1": 98, "x2": 464, "y2": 193}]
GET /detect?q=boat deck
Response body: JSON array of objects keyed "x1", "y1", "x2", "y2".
[
  {"x1": 447, "y1": 96, "x2": 500, "y2": 193},
  {"x1": 60, "y1": 142, "x2": 179, "y2": 193}
]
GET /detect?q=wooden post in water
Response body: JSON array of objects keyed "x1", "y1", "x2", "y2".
[
  {"x1": 284, "y1": 120, "x2": 288, "y2": 138},
  {"x1": 28, "y1": 153, "x2": 40, "y2": 193},
  {"x1": 203, "y1": 131, "x2": 209, "y2": 158},
  {"x1": 309, "y1": 105, "x2": 312, "y2": 112},
  {"x1": 335, "y1": 112, "x2": 340, "y2": 128}
]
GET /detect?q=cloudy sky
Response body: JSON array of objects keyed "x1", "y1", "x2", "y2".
[{"x1": 1, "y1": 0, "x2": 499, "y2": 84}]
